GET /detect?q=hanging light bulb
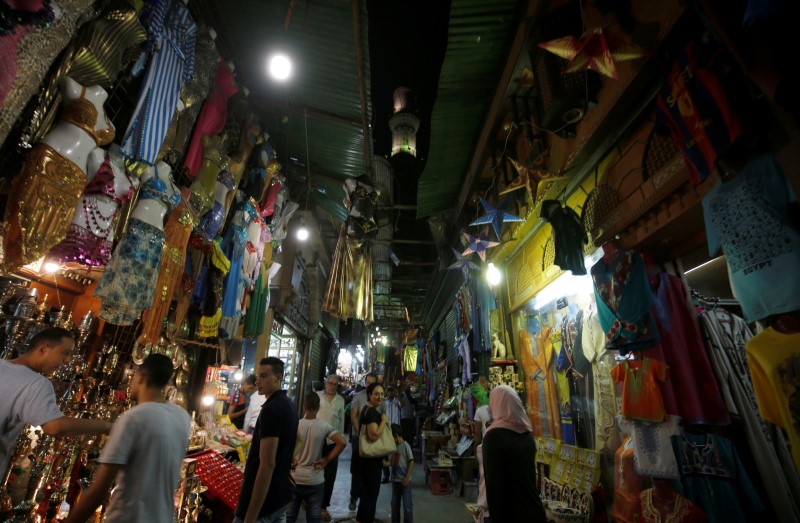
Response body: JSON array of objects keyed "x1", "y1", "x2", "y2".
[
  {"x1": 486, "y1": 262, "x2": 502, "y2": 286},
  {"x1": 201, "y1": 394, "x2": 215, "y2": 407},
  {"x1": 234, "y1": 369, "x2": 243, "y2": 382},
  {"x1": 44, "y1": 261, "x2": 60, "y2": 273},
  {"x1": 296, "y1": 218, "x2": 309, "y2": 241},
  {"x1": 268, "y1": 53, "x2": 292, "y2": 81}
]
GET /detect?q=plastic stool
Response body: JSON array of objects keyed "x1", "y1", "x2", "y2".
[{"x1": 430, "y1": 469, "x2": 452, "y2": 495}]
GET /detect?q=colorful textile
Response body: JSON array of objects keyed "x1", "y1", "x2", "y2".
[
  {"x1": 649, "y1": 273, "x2": 729, "y2": 424},
  {"x1": 671, "y1": 433, "x2": 764, "y2": 523},
  {"x1": 612, "y1": 358, "x2": 669, "y2": 423},
  {"x1": 611, "y1": 437, "x2": 644, "y2": 523},
  {"x1": 95, "y1": 219, "x2": 165, "y2": 325},
  {"x1": 183, "y1": 60, "x2": 238, "y2": 177},
  {"x1": 746, "y1": 327, "x2": 800, "y2": 474},
  {"x1": 655, "y1": 39, "x2": 742, "y2": 185},
  {"x1": 634, "y1": 489, "x2": 708, "y2": 523},
  {"x1": 701, "y1": 309, "x2": 800, "y2": 522},
  {"x1": 591, "y1": 250, "x2": 659, "y2": 354},
  {"x1": 618, "y1": 415, "x2": 681, "y2": 480},
  {"x1": 703, "y1": 154, "x2": 800, "y2": 322},
  {"x1": 120, "y1": 0, "x2": 196, "y2": 164}
]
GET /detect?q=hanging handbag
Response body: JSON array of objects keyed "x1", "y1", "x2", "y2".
[{"x1": 358, "y1": 407, "x2": 396, "y2": 458}]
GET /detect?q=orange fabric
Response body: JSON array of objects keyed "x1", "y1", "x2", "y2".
[
  {"x1": 518, "y1": 329, "x2": 543, "y2": 436},
  {"x1": 532, "y1": 325, "x2": 561, "y2": 439},
  {"x1": 611, "y1": 437, "x2": 645, "y2": 523},
  {"x1": 611, "y1": 358, "x2": 669, "y2": 422}
]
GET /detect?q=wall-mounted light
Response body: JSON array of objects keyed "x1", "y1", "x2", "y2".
[
  {"x1": 268, "y1": 53, "x2": 292, "y2": 81},
  {"x1": 486, "y1": 262, "x2": 502, "y2": 286}
]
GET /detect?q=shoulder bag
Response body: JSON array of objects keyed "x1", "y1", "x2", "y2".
[{"x1": 358, "y1": 407, "x2": 396, "y2": 458}]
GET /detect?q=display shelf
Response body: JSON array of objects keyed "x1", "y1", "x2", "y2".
[{"x1": 190, "y1": 449, "x2": 243, "y2": 510}]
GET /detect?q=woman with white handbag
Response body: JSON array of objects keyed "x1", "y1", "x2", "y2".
[{"x1": 355, "y1": 382, "x2": 395, "y2": 523}]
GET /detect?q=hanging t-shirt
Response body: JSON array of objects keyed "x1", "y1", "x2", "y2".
[
  {"x1": 591, "y1": 250, "x2": 660, "y2": 354},
  {"x1": 611, "y1": 358, "x2": 669, "y2": 423},
  {"x1": 618, "y1": 415, "x2": 681, "y2": 479},
  {"x1": 671, "y1": 433, "x2": 764, "y2": 523},
  {"x1": 703, "y1": 154, "x2": 800, "y2": 322},
  {"x1": 541, "y1": 200, "x2": 589, "y2": 275},
  {"x1": 746, "y1": 327, "x2": 800, "y2": 473},
  {"x1": 656, "y1": 39, "x2": 742, "y2": 185}
]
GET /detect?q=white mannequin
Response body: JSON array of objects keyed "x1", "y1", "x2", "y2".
[
  {"x1": 129, "y1": 161, "x2": 178, "y2": 230},
  {"x1": 243, "y1": 216, "x2": 262, "y2": 281},
  {"x1": 42, "y1": 77, "x2": 113, "y2": 174},
  {"x1": 69, "y1": 145, "x2": 137, "y2": 235}
]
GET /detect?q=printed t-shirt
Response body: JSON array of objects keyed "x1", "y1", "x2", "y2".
[
  {"x1": 703, "y1": 154, "x2": 800, "y2": 322},
  {"x1": 292, "y1": 418, "x2": 337, "y2": 485},
  {"x1": 746, "y1": 327, "x2": 800, "y2": 473},
  {"x1": 0, "y1": 360, "x2": 63, "y2": 478},
  {"x1": 618, "y1": 415, "x2": 681, "y2": 479},
  {"x1": 101, "y1": 402, "x2": 191, "y2": 523},
  {"x1": 611, "y1": 358, "x2": 669, "y2": 422}
]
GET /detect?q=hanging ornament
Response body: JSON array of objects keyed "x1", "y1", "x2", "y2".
[
  {"x1": 502, "y1": 157, "x2": 570, "y2": 204},
  {"x1": 538, "y1": 27, "x2": 647, "y2": 80},
  {"x1": 469, "y1": 196, "x2": 525, "y2": 239},
  {"x1": 461, "y1": 231, "x2": 500, "y2": 262},
  {"x1": 447, "y1": 248, "x2": 480, "y2": 281}
]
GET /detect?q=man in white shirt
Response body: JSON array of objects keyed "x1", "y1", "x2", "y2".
[
  {"x1": 65, "y1": 354, "x2": 191, "y2": 523},
  {"x1": 0, "y1": 327, "x2": 111, "y2": 479},
  {"x1": 286, "y1": 392, "x2": 346, "y2": 523},
  {"x1": 244, "y1": 388, "x2": 267, "y2": 434},
  {"x1": 316, "y1": 374, "x2": 345, "y2": 521}
]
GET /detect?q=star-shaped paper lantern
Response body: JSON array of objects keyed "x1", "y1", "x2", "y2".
[
  {"x1": 462, "y1": 231, "x2": 500, "y2": 262},
  {"x1": 538, "y1": 28, "x2": 647, "y2": 80},
  {"x1": 502, "y1": 158, "x2": 570, "y2": 203},
  {"x1": 447, "y1": 248, "x2": 480, "y2": 281},
  {"x1": 470, "y1": 196, "x2": 525, "y2": 239}
]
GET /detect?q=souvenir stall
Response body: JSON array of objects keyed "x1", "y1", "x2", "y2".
[
  {"x1": 0, "y1": 1, "x2": 296, "y2": 521},
  {"x1": 456, "y1": 6, "x2": 800, "y2": 523}
]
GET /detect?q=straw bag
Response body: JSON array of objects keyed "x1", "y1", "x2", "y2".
[{"x1": 358, "y1": 409, "x2": 396, "y2": 458}]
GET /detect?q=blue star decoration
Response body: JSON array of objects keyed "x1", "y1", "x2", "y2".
[
  {"x1": 462, "y1": 231, "x2": 500, "y2": 262},
  {"x1": 470, "y1": 196, "x2": 525, "y2": 239},
  {"x1": 447, "y1": 248, "x2": 480, "y2": 281}
]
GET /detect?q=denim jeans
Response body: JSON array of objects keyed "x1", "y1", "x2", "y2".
[
  {"x1": 285, "y1": 483, "x2": 324, "y2": 523},
  {"x1": 232, "y1": 503, "x2": 288, "y2": 523},
  {"x1": 391, "y1": 482, "x2": 413, "y2": 523},
  {"x1": 322, "y1": 443, "x2": 339, "y2": 508}
]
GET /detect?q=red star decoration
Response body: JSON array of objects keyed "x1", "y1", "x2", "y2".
[
  {"x1": 538, "y1": 27, "x2": 647, "y2": 80},
  {"x1": 502, "y1": 158, "x2": 570, "y2": 204}
]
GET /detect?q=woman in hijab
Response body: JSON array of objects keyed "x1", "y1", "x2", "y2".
[{"x1": 482, "y1": 384, "x2": 547, "y2": 522}]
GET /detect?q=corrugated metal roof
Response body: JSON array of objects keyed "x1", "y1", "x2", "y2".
[
  {"x1": 416, "y1": 0, "x2": 520, "y2": 218},
  {"x1": 198, "y1": 0, "x2": 371, "y2": 220}
]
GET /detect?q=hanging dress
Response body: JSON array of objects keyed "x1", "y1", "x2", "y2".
[
  {"x1": 183, "y1": 60, "x2": 238, "y2": 177},
  {"x1": 95, "y1": 175, "x2": 181, "y2": 325},
  {"x1": 119, "y1": 0, "x2": 196, "y2": 165},
  {"x1": 219, "y1": 201, "x2": 253, "y2": 338},
  {"x1": 138, "y1": 199, "x2": 195, "y2": 344},
  {"x1": 51, "y1": 148, "x2": 135, "y2": 266}
]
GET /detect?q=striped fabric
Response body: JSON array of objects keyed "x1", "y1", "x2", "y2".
[{"x1": 120, "y1": 0, "x2": 196, "y2": 165}]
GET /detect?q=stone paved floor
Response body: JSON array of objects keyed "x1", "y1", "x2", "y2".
[{"x1": 302, "y1": 443, "x2": 472, "y2": 523}]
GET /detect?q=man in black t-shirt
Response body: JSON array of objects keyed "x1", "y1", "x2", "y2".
[{"x1": 235, "y1": 357, "x2": 298, "y2": 523}]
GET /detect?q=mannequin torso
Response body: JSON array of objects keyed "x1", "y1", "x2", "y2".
[
  {"x1": 43, "y1": 77, "x2": 114, "y2": 173},
  {"x1": 130, "y1": 162, "x2": 180, "y2": 230}
]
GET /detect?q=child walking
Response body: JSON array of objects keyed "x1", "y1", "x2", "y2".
[{"x1": 385, "y1": 424, "x2": 414, "y2": 523}]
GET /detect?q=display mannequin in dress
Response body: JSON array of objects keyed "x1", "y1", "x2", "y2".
[
  {"x1": 2, "y1": 76, "x2": 114, "y2": 273},
  {"x1": 189, "y1": 134, "x2": 230, "y2": 217},
  {"x1": 94, "y1": 162, "x2": 180, "y2": 325},
  {"x1": 130, "y1": 162, "x2": 179, "y2": 230},
  {"x1": 197, "y1": 169, "x2": 235, "y2": 240},
  {"x1": 51, "y1": 145, "x2": 136, "y2": 266}
]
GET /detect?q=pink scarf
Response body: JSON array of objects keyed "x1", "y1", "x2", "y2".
[{"x1": 484, "y1": 384, "x2": 532, "y2": 434}]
